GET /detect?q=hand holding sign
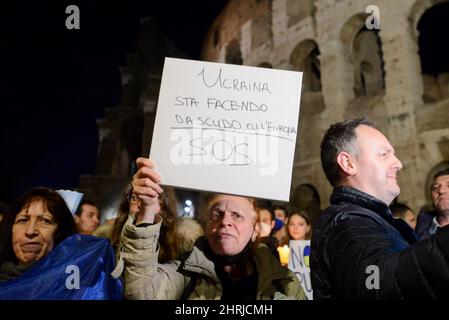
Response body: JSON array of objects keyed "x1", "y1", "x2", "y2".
[{"x1": 132, "y1": 157, "x2": 163, "y2": 224}]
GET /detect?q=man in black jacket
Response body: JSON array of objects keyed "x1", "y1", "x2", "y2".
[
  {"x1": 311, "y1": 118, "x2": 449, "y2": 299},
  {"x1": 415, "y1": 169, "x2": 449, "y2": 239}
]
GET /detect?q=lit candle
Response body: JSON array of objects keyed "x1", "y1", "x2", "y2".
[{"x1": 277, "y1": 245, "x2": 290, "y2": 266}]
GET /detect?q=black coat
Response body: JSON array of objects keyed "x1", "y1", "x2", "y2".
[{"x1": 311, "y1": 186, "x2": 449, "y2": 299}]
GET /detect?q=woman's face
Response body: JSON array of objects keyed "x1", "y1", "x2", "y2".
[
  {"x1": 206, "y1": 195, "x2": 259, "y2": 256},
  {"x1": 128, "y1": 192, "x2": 141, "y2": 214},
  {"x1": 12, "y1": 200, "x2": 58, "y2": 265},
  {"x1": 287, "y1": 214, "x2": 310, "y2": 241}
]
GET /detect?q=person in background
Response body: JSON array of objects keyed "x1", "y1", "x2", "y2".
[
  {"x1": 273, "y1": 205, "x2": 289, "y2": 245},
  {"x1": 390, "y1": 203, "x2": 416, "y2": 230},
  {"x1": 74, "y1": 199, "x2": 100, "y2": 235},
  {"x1": 415, "y1": 169, "x2": 449, "y2": 239},
  {"x1": 256, "y1": 206, "x2": 280, "y2": 260},
  {"x1": 111, "y1": 187, "x2": 141, "y2": 252},
  {"x1": 287, "y1": 210, "x2": 312, "y2": 241},
  {"x1": 111, "y1": 185, "x2": 204, "y2": 262}
]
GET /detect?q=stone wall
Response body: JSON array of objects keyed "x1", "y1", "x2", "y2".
[{"x1": 202, "y1": 0, "x2": 449, "y2": 212}]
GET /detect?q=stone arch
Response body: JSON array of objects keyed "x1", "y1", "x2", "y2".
[
  {"x1": 225, "y1": 37, "x2": 243, "y2": 65},
  {"x1": 340, "y1": 14, "x2": 366, "y2": 53},
  {"x1": 425, "y1": 161, "x2": 449, "y2": 203},
  {"x1": 409, "y1": 0, "x2": 448, "y2": 41},
  {"x1": 290, "y1": 39, "x2": 322, "y2": 92},
  {"x1": 412, "y1": 1, "x2": 449, "y2": 102},
  {"x1": 353, "y1": 30, "x2": 385, "y2": 96},
  {"x1": 290, "y1": 39, "x2": 325, "y2": 116},
  {"x1": 340, "y1": 14, "x2": 385, "y2": 97}
]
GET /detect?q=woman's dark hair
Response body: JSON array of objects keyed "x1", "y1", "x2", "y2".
[
  {"x1": 111, "y1": 190, "x2": 132, "y2": 252},
  {"x1": 0, "y1": 187, "x2": 77, "y2": 264}
]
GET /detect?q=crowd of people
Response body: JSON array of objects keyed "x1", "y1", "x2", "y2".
[{"x1": 0, "y1": 117, "x2": 448, "y2": 300}]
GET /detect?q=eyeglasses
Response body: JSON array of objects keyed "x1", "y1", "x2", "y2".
[{"x1": 127, "y1": 192, "x2": 140, "y2": 204}]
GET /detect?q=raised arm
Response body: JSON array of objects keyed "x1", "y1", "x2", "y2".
[{"x1": 116, "y1": 157, "x2": 188, "y2": 300}]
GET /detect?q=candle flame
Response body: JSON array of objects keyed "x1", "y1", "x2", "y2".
[{"x1": 277, "y1": 245, "x2": 290, "y2": 266}]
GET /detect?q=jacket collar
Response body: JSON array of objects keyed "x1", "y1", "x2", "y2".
[
  {"x1": 182, "y1": 237, "x2": 220, "y2": 283},
  {"x1": 331, "y1": 186, "x2": 418, "y2": 244},
  {"x1": 182, "y1": 237, "x2": 289, "y2": 292},
  {"x1": 331, "y1": 186, "x2": 390, "y2": 215}
]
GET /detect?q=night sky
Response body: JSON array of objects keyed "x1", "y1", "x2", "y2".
[{"x1": 0, "y1": 1, "x2": 227, "y2": 202}]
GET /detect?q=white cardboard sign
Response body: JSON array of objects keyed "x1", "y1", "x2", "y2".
[
  {"x1": 150, "y1": 57, "x2": 302, "y2": 201},
  {"x1": 288, "y1": 240, "x2": 313, "y2": 300}
]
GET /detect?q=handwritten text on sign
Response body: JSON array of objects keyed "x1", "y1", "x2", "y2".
[
  {"x1": 288, "y1": 240, "x2": 313, "y2": 300},
  {"x1": 150, "y1": 58, "x2": 302, "y2": 201}
]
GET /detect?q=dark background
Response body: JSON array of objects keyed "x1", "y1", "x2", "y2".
[{"x1": 0, "y1": 1, "x2": 227, "y2": 202}]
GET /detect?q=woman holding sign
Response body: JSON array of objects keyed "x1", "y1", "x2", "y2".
[{"x1": 113, "y1": 157, "x2": 306, "y2": 300}]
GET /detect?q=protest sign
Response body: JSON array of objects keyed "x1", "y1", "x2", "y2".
[
  {"x1": 150, "y1": 57, "x2": 302, "y2": 201},
  {"x1": 288, "y1": 240, "x2": 313, "y2": 300}
]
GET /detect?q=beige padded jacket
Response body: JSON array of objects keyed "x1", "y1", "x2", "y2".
[{"x1": 112, "y1": 214, "x2": 307, "y2": 300}]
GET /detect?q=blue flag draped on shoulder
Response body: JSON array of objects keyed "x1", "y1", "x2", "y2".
[{"x1": 0, "y1": 234, "x2": 122, "y2": 300}]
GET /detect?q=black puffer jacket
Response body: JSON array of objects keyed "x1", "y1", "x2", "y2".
[{"x1": 311, "y1": 186, "x2": 449, "y2": 299}]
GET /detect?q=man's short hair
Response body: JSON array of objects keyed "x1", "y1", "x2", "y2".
[
  {"x1": 273, "y1": 205, "x2": 288, "y2": 216},
  {"x1": 433, "y1": 168, "x2": 449, "y2": 182},
  {"x1": 320, "y1": 117, "x2": 375, "y2": 186},
  {"x1": 256, "y1": 206, "x2": 276, "y2": 221},
  {"x1": 75, "y1": 199, "x2": 97, "y2": 216}
]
